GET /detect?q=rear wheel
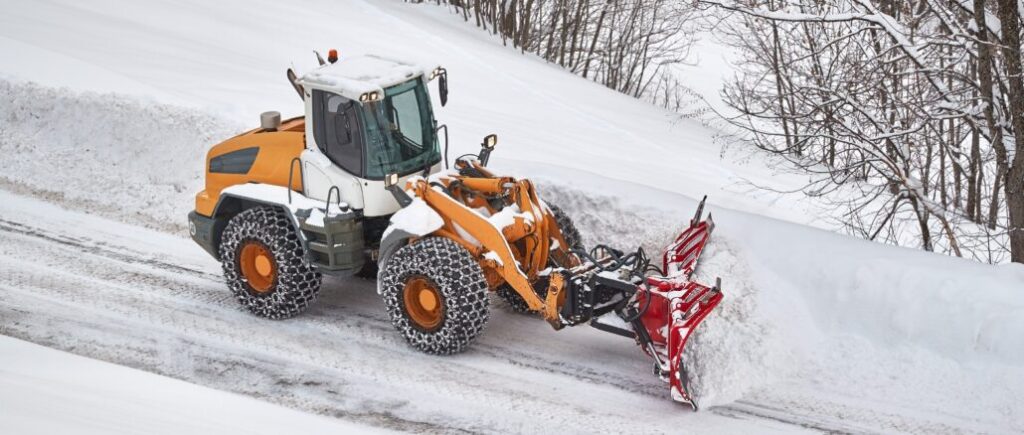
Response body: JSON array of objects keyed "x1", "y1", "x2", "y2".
[
  {"x1": 498, "y1": 203, "x2": 584, "y2": 313},
  {"x1": 219, "y1": 207, "x2": 322, "y2": 319},
  {"x1": 379, "y1": 237, "x2": 489, "y2": 355}
]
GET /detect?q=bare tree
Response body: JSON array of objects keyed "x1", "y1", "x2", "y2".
[
  {"x1": 699, "y1": 0, "x2": 1020, "y2": 263},
  {"x1": 415, "y1": 0, "x2": 1023, "y2": 263},
  {"x1": 420, "y1": 0, "x2": 697, "y2": 110}
]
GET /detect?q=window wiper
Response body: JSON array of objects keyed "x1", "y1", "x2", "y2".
[{"x1": 389, "y1": 105, "x2": 402, "y2": 132}]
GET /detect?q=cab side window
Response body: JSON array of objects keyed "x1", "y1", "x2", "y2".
[{"x1": 313, "y1": 90, "x2": 363, "y2": 177}]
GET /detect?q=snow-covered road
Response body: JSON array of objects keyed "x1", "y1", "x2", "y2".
[
  {"x1": 2, "y1": 187, "x2": 1017, "y2": 433},
  {"x1": 0, "y1": 190, "x2": 807, "y2": 433},
  {"x1": 0, "y1": 335, "x2": 387, "y2": 435}
]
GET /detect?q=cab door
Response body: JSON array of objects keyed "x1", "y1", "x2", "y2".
[{"x1": 302, "y1": 90, "x2": 365, "y2": 210}]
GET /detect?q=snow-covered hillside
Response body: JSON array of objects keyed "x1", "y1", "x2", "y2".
[
  {"x1": 1, "y1": 0, "x2": 1022, "y2": 433},
  {"x1": 0, "y1": 0, "x2": 821, "y2": 225}
]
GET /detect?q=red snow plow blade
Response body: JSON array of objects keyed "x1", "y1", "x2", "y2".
[
  {"x1": 638, "y1": 275, "x2": 722, "y2": 409},
  {"x1": 646, "y1": 199, "x2": 722, "y2": 409},
  {"x1": 585, "y1": 196, "x2": 722, "y2": 409}
]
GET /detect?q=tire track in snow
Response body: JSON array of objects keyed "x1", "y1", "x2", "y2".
[
  {"x1": 0, "y1": 218, "x2": 217, "y2": 280},
  {"x1": 3, "y1": 193, "x2": 968, "y2": 434},
  {"x1": 0, "y1": 212, "x2": 797, "y2": 434},
  {"x1": 0, "y1": 215, "x2": 668, "y2": 400},
  {"x1": 0, "y1": 228, "x2": 501, "y2": 433}
]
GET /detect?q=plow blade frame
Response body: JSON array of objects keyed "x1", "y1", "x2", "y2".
[
  {"x1": 664, "y1": 281, "x2": 722, "y2": 409},
  {"x1": 559, "y1": 196, "x2": 724, "y2": 410}
]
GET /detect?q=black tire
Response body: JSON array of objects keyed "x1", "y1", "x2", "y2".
[
  {"x1": 379, "y1": 237, "x2": 489, "y2": 355},
  {"x1": 547, "y1": 203, "x2": 584, "y2": 254},
  {"x1": 219, "y1": 206, "x2": 322, "y2": 319},
  {"x1": 498, "y1": 203, "x2": 584, "y2": 313}
]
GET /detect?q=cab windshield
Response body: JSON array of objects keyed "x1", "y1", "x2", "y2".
[{"x1": 362, "y1": 79, "x2": 439, "y2": 179}]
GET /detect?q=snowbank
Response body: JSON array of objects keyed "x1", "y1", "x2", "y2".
[
  {"x1": 0, "y1": 80, "x2": 239, "y2": 233},
  {"x1": 539, "y1": 181, "x2": 1024, "y2": 429}
]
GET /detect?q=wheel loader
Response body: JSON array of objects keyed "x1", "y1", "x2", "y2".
[{"x1": 187, "y1": 50, "x2": 723, "y2": 409}]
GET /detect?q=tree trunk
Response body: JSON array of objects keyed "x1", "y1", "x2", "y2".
[
  {"x1": 582, "y1": 0, "x2": 611, "y2": 79},
  {"x1": 995, "y1": 0, "x2": 1024, "y2": 263},
  {"x1": 989, "y1": 171, "x2": 1002, "y2": 230},
  {"x1": 770, "y1": 20, "x2": 792, "y2": 151},
  {"x1": 971, "y1": 0, "x2": 995, "y2": 224},
  {"x1": 911, "y1": 196, "x2": 934, "y2": 251}
]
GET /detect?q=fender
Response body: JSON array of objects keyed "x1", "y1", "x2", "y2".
[
  {"x1": 200, "y1": 184, "x2": 327, "y2": 260},
  {"x1": 376, "y1": 227, "x2": 415, "y2": 283},
  {"x1": 376, "y1": 196, "x2": 446, "y2": 278}
]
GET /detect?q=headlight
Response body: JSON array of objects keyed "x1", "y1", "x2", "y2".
[
  {"x1": 483, "y1": 134, "x2": 498, "y2": 149},
  {"x1": 359, "y1": 91, "x2": 381, "y2": 102}
]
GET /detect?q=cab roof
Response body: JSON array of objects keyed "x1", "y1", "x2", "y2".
[{"x1": 297, "y1": 54, "x2": 437, "y2": 102}]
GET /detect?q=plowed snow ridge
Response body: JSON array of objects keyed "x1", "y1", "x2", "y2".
[{"x1": 0, "y1": 80, "x2": 239, "y2": 233}]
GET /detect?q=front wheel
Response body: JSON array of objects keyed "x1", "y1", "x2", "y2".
[{"x1": 378, "y1": 237, "x2": 490, "y2": 355}]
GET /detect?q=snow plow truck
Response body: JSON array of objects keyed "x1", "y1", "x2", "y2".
[{"x1": 186, "y1": 50, "x2": 723, "y2": 409}]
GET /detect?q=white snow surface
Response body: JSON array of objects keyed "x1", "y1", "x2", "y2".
[
  {"x1": 487, "y1": 204, "x2": 531, "y2": 230},
  {"x1": 386, "y1": 197, "x2": 444, "y2": 237},
  {"x1": 299, "y1": 54, "x2": 436, "y2": 102},
  {"x1": 0, "y1": 188, "x2": 803, "y2": 434},
  {"x1": 222, "y1": 183, "x2": 326, "y2": 213},
  {"x1": 0, "y1": 0, "x2": 1022, "y2": 433},
  {"x1": 0, "y1": 336, "x2": 387, "y2": 435}
]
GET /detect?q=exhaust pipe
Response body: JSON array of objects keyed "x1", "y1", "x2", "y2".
[{"x1": 261, "y1": 111, "x2": 281, "y2": 132}]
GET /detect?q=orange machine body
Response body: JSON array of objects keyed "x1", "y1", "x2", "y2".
[{"x1": 194, "y1": 117, "x2": 306, "y2": 217}]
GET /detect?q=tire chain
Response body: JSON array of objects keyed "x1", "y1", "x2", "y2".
[
  {"x1": 219, "y1": 207, "x2": 322, "y2": 319},
  {"x1": 378, "y1": 237, "x2": 489, "y2": 355}
]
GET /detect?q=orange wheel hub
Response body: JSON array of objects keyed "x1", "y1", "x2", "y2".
[
  {"x1": 403, "y1": 276, "x2": 443, "y2": 331},
  {"x1": 239, "y1": 241, "x2": 276, "y2": 294}
]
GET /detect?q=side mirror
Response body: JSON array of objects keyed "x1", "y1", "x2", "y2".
[
  {"x1": 432, "y1": 67, "x2": 449, "y2": 107},
  {"x1": 479, "y1": 134, "x2": 498, "y2": 166},
  {"x1": 439, "y1": 73, "x2": 449, "y2": 107},
  {"x1": 384, "y1": 172, "x2": 400, "y2": 188}
]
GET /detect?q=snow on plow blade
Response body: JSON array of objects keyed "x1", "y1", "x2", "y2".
[
  {"x1": 638, "y1": 277, "x2": 722, "y2": 410},
  {"x1": 590, "y1": 196, "x2": 722, "y2": 410},
  {"x1": 642, "y1": 196, "x2": 721, "y2": 409}
]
